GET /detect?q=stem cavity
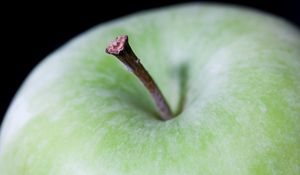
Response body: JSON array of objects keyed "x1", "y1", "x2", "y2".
[{"x1": 105, "y1": 35, "x2": 173, "y2": 120}]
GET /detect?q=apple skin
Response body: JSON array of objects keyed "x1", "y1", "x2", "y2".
[{"x1": 1, "y1": 3, "x2": 300, "y2": 175}]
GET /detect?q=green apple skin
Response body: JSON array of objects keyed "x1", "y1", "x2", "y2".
[{"x1": 1, "y1": 3, "x2": 300, "y2": 175}]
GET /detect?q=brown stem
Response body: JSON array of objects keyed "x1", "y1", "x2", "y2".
[{"x1": 105, "y1": 35, "x2": 173, "y2": 120}]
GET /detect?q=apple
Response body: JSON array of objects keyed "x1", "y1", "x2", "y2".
[{"x1": 1, "y1": 3, "x2": 300, "y2": 175}]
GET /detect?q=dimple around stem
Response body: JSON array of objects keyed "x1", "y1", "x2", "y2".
[{"x1": 105, "y1": 35, "x2": 173, "y2": 120}]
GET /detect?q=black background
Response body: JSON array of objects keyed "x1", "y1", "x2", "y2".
[{"x1": 1, "y1": 0, "x2": 299, "y2": 124}]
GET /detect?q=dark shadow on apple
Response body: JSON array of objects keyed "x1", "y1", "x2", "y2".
[{"x1": 174, "y1": 62, "x2": 189, "y2": 116}]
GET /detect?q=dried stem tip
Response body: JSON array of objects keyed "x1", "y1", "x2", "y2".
[
  {"x1": 106, "y1": 35, "x2": 128, "y2": 55},
  {"x1": 105, "y1": 35, "x2": 173, "y2": 120}
]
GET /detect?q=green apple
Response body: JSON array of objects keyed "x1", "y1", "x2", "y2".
[{"x1": 1, "y1": 3, "x2": 300, "y2": 175}]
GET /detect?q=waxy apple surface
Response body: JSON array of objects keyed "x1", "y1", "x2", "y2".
[{"x1": 1, "y1": 3, "x2": 300, "y2": 175}]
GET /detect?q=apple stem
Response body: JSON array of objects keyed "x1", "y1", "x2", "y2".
[{"x1": 105, "y1": 35, "x2": 173, "y2": 120}]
